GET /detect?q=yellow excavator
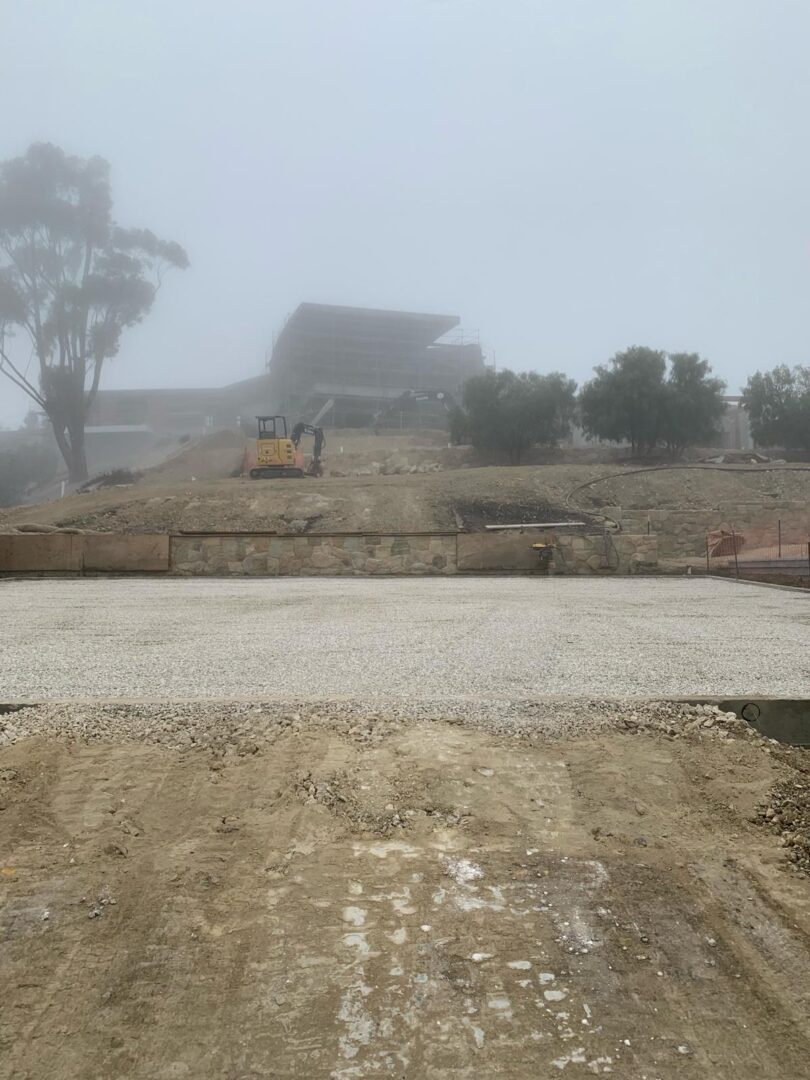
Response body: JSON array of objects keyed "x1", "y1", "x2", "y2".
[{"x1": 248, "y1": 415, "x2": 325, "y2": 479}]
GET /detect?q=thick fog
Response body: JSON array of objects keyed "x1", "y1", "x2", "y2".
[{"x1": 1, "y1": 0, "x2": 808, "y2": 427}]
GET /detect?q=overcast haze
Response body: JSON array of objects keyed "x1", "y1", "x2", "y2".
[{"x1": 1, "y1": 0, "x2": 808, "y2": 427}]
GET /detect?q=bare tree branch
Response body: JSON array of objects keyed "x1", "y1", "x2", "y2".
[
  {"x1": 0, "y1": 345, "x2": 46, "y2": 406},
  {"x1": 85, "y1": 355, "x2": 105, "y2": 407}
]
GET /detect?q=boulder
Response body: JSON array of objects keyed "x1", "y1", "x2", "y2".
[{"x1": 14, "y1": 522, "x2": 58, "y2": 533}]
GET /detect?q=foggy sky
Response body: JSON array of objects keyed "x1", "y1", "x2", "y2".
[{"x1": 2, "y1": 0, "x2": 809, "y2": 427}]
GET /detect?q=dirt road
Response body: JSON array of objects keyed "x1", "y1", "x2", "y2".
[{"x1": 1, "y1": 706, "x2": 809, "y2": 1079}]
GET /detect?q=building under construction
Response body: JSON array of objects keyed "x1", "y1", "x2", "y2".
[{"x1": 266, "y1": 303, "x2": 485, "y2": 427}]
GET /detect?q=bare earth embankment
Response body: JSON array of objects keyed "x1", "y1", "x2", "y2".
[{"x1": 2, "y1": 429, "x2": 810, "y2": 535}]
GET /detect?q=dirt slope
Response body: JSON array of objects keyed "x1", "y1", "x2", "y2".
[
  {"x1": 2, "y1": 429, "x2": 810, "y2": 534},
  {"x1": 1, "y1": 706, "x2": 809, "y2": 1078}
]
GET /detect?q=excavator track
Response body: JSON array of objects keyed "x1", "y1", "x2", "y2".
[{"x1": 249, "y1": 467, "x2": 305, "y2": 480}]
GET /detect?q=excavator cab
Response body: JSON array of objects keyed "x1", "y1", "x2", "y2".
[
  {"x1": 250, "y1": 415, "x2": 302, "y2": 479},
  {"x1": 257, "y1": 415, "x2": 287, "y2": 440}
]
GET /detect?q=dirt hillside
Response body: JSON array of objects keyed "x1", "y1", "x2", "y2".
[{"x1": 2, "y1": 430, "x2": 810, "y2": 535}]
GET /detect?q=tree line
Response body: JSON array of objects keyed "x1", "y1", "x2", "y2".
[
  {"x1": 450, "y1": 346, "x2": 728, "y2": 462},
  {"x1": 451, "y1": 347, "x2": 810, "y2": 463}
]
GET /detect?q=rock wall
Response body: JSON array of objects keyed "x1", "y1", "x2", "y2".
[
  {"x1": 2, "y1": 530, "x2": 660, "y2": 577},
  {"x1": 170, "y1": 531, "x2": 659, "y2": 576},
  {"x1": 0, "y1": 532, "x2": 169, "y2": 573},
  {"x1": 552, "y1": 533, "x2": 658, "y2": 575},
  {"x1": 170, "y1": 533, "x2": 458, "y2": 576},
  {"x1": 620, "y1": 501, "x2": 810, "y2": 558},
  {"x1": 0, "y1": 532, "x2": 83, "y2": 573},
  {"x1": 456, "y1": 532, "x2": 540, "y2": 572}
]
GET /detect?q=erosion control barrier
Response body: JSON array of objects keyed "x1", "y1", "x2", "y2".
[{"x1": 0, "y1": 530, "x2": 658, "y2": 576}]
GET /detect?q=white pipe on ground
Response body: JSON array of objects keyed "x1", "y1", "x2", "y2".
[{"x1": 484, "y1": 522, "x2": 587, "y2": 531}]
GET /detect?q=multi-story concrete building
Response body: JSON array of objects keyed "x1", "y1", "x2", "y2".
[
  {"x1": 73, "y1": 303, "x2": 483, "y2": 469},
  {"x1": 85, "y1": 376, "x2": 274, "y2": 438},
  {"x1": 78, "y1": 378, "x2": 272, "y2": 471},
  {"x1": 266, "y1": 303, "x2": 485, "y2": 427}
]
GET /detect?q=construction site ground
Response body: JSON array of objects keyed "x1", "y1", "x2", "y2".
[
  {"x1": 2, "y1": 702, "x2": 810, "y2": 1079},
  {"x1": 1, "y1": 578, "x2": 809, "y2": 702},
  {"x1": 3, "y1": 434, "x2": 810, "y2": 1078},
  {"x1": 1, "y1": 578, "x2": 810, "y2": 1078},
  {"x1": 2, "y1": 429, "x2": 810, "y2": 535}
]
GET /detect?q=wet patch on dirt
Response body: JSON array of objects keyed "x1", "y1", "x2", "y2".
[{"x1": 450, "y1": 497, "x2": 593, "y2": 531}]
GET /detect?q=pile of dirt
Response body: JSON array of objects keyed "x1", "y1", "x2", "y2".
[
  {"x1": 0, "y1": 699, "x2": 769, "y2": 752},
  {"x1": 616, "y1": 701, "x2": 760, "y2": 739},
  {"x1": 757, "y1": 776, "x2": 810, "y2": 875}
]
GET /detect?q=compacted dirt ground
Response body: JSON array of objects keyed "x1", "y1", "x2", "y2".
[{"x1": 2, "y1": 703, "x2": 809, "y2": 1079}]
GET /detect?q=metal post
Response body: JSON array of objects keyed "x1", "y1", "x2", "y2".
[
  {"x1": 705, "y1": 534, "x2": 710, "y2": 573},
  {"x1": 807, "y1": 539, "x2": 810, "y2": 582},
  {"x1": 778, "y1": 519, "x2": 782, "y2": 559},
  {"x1": 731, "y1": 527, "x2": 740, "y2": 579}
]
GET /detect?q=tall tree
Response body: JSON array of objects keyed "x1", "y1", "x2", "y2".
[
  {"x1": 742, "y1": 364, "x2": 810, "y2": 449},
  {"x1": 455, "y1": 368, "x2": 577, "y2": 464},
  {"x1": 579, "y1": 346, "x2": 667, "y2": 454},
  {"x1": 580, "y1": 346, "x2": 726, "y2": 455},
  {"x1": 660, "y1": 352, "x2": 726, "y2": 455},
  {"x1": 0, "y1": 143, "x2": 188, "y2": 481}
]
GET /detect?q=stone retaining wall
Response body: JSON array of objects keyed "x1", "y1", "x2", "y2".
[
  {"x1": 170, "y1": 533, "x2": 458, "y2": 576},
  {"x1": 0, "y1": 532, "x2": 169, "y2": 573},
  {"x1": 553, "y1": 533, "x2": 658, "y2": 574},
  {"x1": 456, "y1": 532, "x2": 539, "y2": 572},
  {"x1": 619, "y1": 501, "x2": 810, "y2": 558},
  {"x1": 83, "y1": 534, "x2": 169, "y2": 572},
  {"x1": 0, "y1": 532, "x2": 83, "y2": 573},
  {"x1": 2, "y1": 530, "x2": 660, "y2": 576},
  {"x1": 170, "y1": 531, "x2": 659, "y2": 576}
]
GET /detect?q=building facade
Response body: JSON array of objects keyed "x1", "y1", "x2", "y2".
[{"x1": 266, "y1": 303, "x2": 485, "y2": 427}]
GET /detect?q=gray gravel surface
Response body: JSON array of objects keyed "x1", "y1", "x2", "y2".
[{"x1": 1, "y1": 576, "x2": 808, "y2": 702}]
